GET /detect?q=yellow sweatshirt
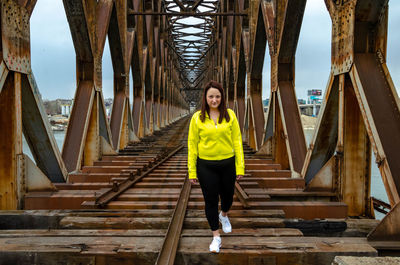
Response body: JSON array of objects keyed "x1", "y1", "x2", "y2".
[{"x1": 187, "y1": 108, "x2": 245, "y2": 179}]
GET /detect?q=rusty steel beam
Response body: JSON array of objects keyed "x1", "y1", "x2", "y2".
[
  {"x1": 0, "y1": 72, "x2": 22, "y2": 209},
  {"x1": 83, "y1": 92, "x2": 100, "y2": 167},
  {"x1": 226, "y1": 4, "x2": 235, "y2": 110},
  {"x1": 372, "y1": 197, "x2": 391, "y2": 215},
  {"x1": 302, "y1": 74, "x2": 339, "y2": 187},
  {"x1": 62, "y1": 0, "x2": 118, "y2": 171},
  {"x1": 145, "y1": 9, "x2": 157, "y2": 135},
  {"x1": 340, "y1": 74, "x2": 371, "y2": 217},
  {"x1": 108, "y1": 0, "x2": 138, "y2": 147},
  {"x1": 131, "y1": 0, "x2": 150, "y2": 137},
  {"x1": 0, "y1": 1, "x2": 68, "y2": 209},
  {"x1": 172, "y1": 0, "x2": 186, "y2": 11},
  {"x1": 2, "y1": 0, "x2": 31, "y2": 74},
  {"x1": 274, "y1": 94, "x2": 290, "y2": 171},
  {"x1": 22, "y1": 74, "x2": 68, "y2": 182},
  {"x1": 62, "y1": 81, "x2": 95, "y2": 172},
  {"x1": 252, "y1": 0, "x2": 307, "y2": 172},
  {"x1": 110, "y1": 91, "x2": 126, "y2": 148},
  {"x1": 235, "y1": 35, "x2": 246, "y2": 130},
  {"x1": 242, "y1": 0, "x2": 269, "y2": 152},
  {"x1": 0, "y1": 61, "x2": 9, "y2": 94},
  {"x1": 276, "y1": 82, "x2": 307, "y2": 173},
  {"x1": 350, "y1": 54, "x2": 400, "y2": 205},
  {"x1": 302, "y1": 0, "x2": 371, "y2": 216},
  {"x1": 16, "y1": 0, "x2": 37, "y2": 16},
  {"x1": 128, "y1": 11, "x2": 247, "y2": 16},
  {"x1": 301, "y1": 0, "x2": 398, "y2": 226},
  {"x1": 368, "y1": 201, "x2": 400, "y2": 241}
]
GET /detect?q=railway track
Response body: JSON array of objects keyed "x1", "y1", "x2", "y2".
[{"x1": 2, "y1": 115, "x2": 381, "y2": 264}]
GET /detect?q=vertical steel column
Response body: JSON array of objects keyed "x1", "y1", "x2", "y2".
[
  {"x1": 232, "y1": 0, "x2": 247, "y2": 130},
  {"x1": 62, "y1": 0, "x2": 114, "y2": 171},
  {"x1": 131, "y1": 0, "x2": 148, "y2": 138},
  {"x1": 258, "y1": 0, "x2": 307, "y2": 172},
  {"x1": 243, "y1": 0, "x2": 266, "y2": 151},
  {"x1": 153, "y1": 20, "x2": 161, "y2": 130},
  {"x1": 109, "y1": 0, "x2": 138, "y2": 149},
  {"x1": 159, "y1": 35, "x2": 167, "y2": 127},
  {"x1": 144, "y1": 4, "x2": 155, "y2": 135},
  {"x1": 1, "y1": 1, "x2": 67, "y2": 209},
  {"x1": 0, "y1": 72, "x2": 22, "y2": 209},
  {"x1": 302, "y1": 0, "x2": 399, "y2": 221}
]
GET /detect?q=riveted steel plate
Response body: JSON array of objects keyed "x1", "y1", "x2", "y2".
[
  {"x1": 331, "y1": 0, "x2": 356, "y2": 75},
  {"x1": 1, "y1": 0, "x2": 30, "y2": 73}
]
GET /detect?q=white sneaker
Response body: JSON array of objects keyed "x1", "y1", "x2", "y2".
[
  {"x1": 219, "y1": 212, "x2": 232, "y2": 233},
  {"x1": 209, "y1": 236, "x2": 221, "y2": 253}
]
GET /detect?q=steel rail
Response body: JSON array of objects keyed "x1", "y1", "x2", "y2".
[
  {"x1": 93, "y1": 144, "x2": 184, "y2": 208},
  {"x1": 155, "y1": 176, "x2": 191, "y2": 265}
]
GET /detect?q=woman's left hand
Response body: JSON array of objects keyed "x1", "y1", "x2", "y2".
[{"x1": 236, "y1": 175, "x2": 243, "y2": 181}]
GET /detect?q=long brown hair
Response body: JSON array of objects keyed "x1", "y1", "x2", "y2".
[{"x1": 200, "y1": 80, "x2": 230, "y2": 123}]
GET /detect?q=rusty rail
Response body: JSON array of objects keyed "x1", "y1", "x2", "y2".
[
  {"x1": 93, "y1": 144, "x2": 184, "y2": 207},
  {"x1": 155, "y1": 176, "x2": 191, "y2": 265}
]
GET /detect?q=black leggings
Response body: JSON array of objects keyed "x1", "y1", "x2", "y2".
[{"x1": 197, "y1": 156, "x2": 236, "y2": 231}]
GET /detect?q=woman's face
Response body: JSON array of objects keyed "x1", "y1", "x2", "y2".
[{"x1": 206, "y1": 87, "x2": 222, "y2": 110}]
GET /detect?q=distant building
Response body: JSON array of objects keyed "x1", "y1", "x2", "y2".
[
  {"x1": 43, "y1": 99, "x2": 73, "y2": 116},
  {"x1": 298, "y1": 99, "x2": 306, "y2": 105},
  {"x1": 61, "y1": 103, "x2": 72, "y2": 116}
]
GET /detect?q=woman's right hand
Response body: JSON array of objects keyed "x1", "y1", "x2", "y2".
[{"x1": 190, "y1": 179, "x2": 197, "y2": 184}]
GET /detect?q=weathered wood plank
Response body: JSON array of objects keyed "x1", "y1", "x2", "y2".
[
  {"x1": 185, "y1": 209, "x2": 285, "y2": 218},
  {"x1": 0, "y1": 229, "x2": 167, "y2": 237},
  {"x1": 0, "y1": 236, "x2": 377, "y2": 265},
  {"x1": 0, "y1": 228, "x2": 303, "y2": 238},
  {"x1": 176, "y1": 237, "x2": 377, "y2": 265},
  {"x1": 59, "y1": 216, "x2": 285, "y2": 229},
  {"x1": 333, "y1": 256, "x2": 400, "y2": 265}
]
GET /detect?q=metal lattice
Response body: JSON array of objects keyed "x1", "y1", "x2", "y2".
[{"x1": 163, "y1": 0, "x2": 219, "y2": 104}]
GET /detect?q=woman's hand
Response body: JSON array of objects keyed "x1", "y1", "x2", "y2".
[
  {"x1": 236, "y1": 175, "x2": 243, "y2": 181},
  {"x1": 190, "y1": 179, "x2": 197, "y2": 184}
]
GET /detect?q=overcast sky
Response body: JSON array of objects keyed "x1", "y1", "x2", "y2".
[{"x1": 30, "y1": 0, "x2": 400, "y2": 101}]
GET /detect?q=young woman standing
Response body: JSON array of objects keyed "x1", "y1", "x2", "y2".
[{"x1": 187, "y1": 80, "x2": 245, "y2": 253}]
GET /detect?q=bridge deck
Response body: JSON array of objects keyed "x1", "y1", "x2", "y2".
[{"x1": 1, "y1": 117, "x2": 382, "y2": 264}]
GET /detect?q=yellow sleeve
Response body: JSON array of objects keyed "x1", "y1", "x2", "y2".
[
  {"x1": 187, "y1": 112, "x2": 199, "y2": 179},
  {"x1": 230, "y1": 110, "x2": 245, "y2": 175}
]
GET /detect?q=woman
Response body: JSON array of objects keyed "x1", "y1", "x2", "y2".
[{"x1": 187, "y1": 80, "x2": 245, "y2": 253}]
